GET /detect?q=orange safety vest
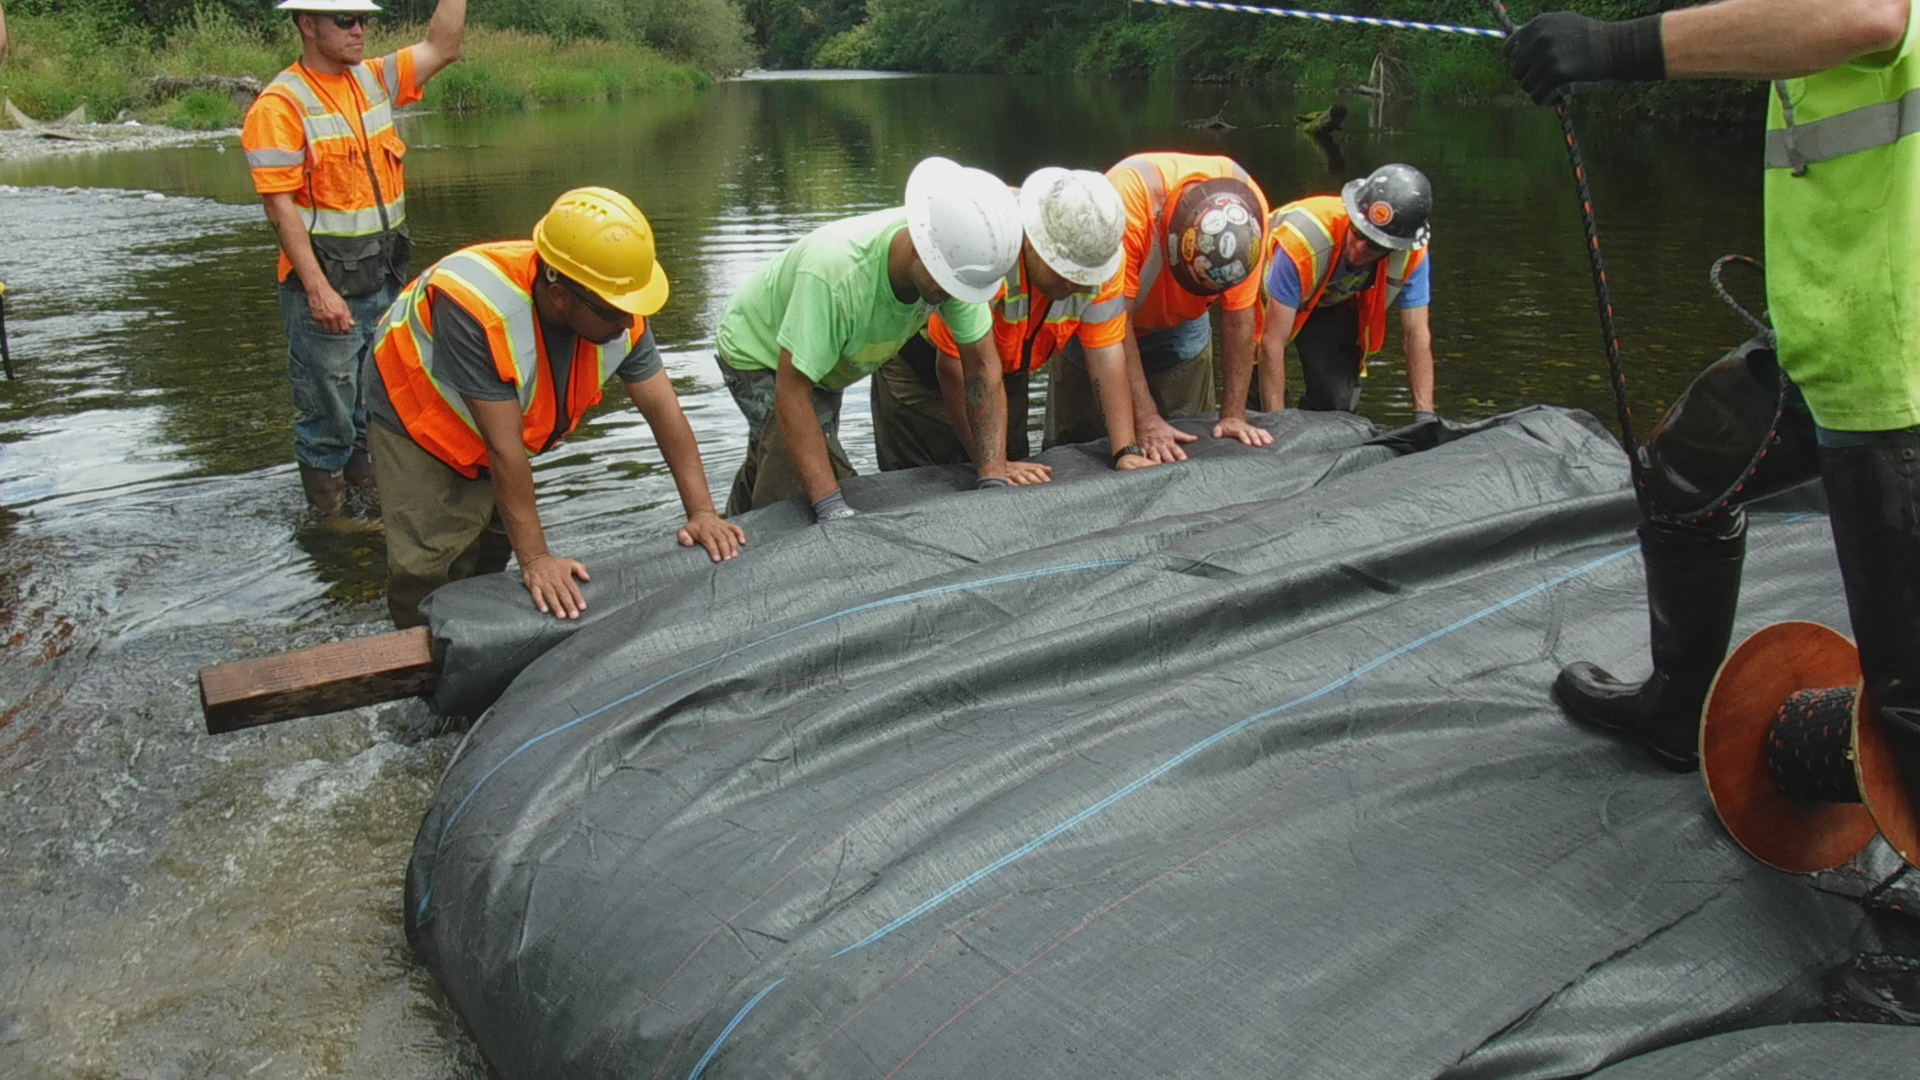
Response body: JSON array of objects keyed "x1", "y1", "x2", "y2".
[
  {"x1": 1260, "y1": 196, "x2": 1428, "y2": 361},
  {"x1": 251, "y1": 61, "x2": 408, "y2": 238},
  {"x1": 371, "y1": 241, "x2": 644, "y2": 479},
  {"x1": 925, "y1": 256, "x2": 1128, "y2": 374},
  {"x1": 1107, "y1": 153, "x2": 1270, "y2": 334}
]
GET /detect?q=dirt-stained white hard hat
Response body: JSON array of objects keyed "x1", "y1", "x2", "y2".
[{"x1": 1019, "y1": 167, "x2": 1126, "y2": 288}]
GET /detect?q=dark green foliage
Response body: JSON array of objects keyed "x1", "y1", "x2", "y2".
[{"x1": 739, "y1": 0, "x2": 1763, "y2": 123}]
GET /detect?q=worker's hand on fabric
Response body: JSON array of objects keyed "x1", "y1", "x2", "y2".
[
  {"x1": 1115, "y1": 450, "x2": 1157, "y2": 471},
  {"x1": 678, "y1": 510, "x2": 744, "y2": 562},
  {"x1": 307, "y1": 283, "x2": 355, "y2": 335},
  {"x1": 520, "y1": 553, "x2": 590, "y2": 620},
  {"x1": 810, "y1": 489, "x2": 858, "y2": 523},
  {"x1": 1136, "y1": 414, "x2": 1197, "y2": 462},
  {"x1": 1212, "y1": 415, "x2": 1276, "y2": 448},
  {"x1": 989, "y1": 460, "x2": 1053, "y2": 487},
  {"x1": 1504, "y1": 12, "x2": 1665, "y2": 106}
]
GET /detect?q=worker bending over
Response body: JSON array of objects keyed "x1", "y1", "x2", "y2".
[
  {"x1": 1046, "y1": 152, "x2": 1275, "y2": 461},
  {"x1": 872, "y1": 167, "x2": 1154, "y2": 473},
  {"x1": 1256, "y1": 164, "x2": 1437, "y2": 420},
  {"x1": 365, "y1": 188, "x2": 741, "y2": 627},
  {"x1": 717, "y1": 156, "x2": 1027, "y2": 521}
]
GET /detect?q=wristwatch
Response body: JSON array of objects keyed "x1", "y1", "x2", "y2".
[{"x1": 1112, "y1": 444, "x2": 1146, "y2": 468}]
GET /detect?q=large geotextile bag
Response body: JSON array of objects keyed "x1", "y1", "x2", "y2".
[{"x1": 408, "y1": 408, "x2": 1904, "y2": 1080}]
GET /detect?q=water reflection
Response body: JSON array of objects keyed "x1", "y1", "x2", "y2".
[{"x1": 0, "y1": 73, "x2": 1769, "y2": 1077}]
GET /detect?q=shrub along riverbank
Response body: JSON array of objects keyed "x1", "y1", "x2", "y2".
[
  {"x1": 747, "y1": 0, "x2": 1763, "y2": 124},
  {"x1": 0, "y1": 8, "x2": 721, "y2": 130}
]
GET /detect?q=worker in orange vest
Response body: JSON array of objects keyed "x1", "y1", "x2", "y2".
[
  {"x1": 241, "y1": 0, "x2": 466, "y2": 522},
  {"x1": 873, "y1": 167, "x2": 1156, "y2": 474},
  {"x1": 1045, "y1": 152, "x2": 1276, "y2": 461},
  {"x1": 1255, "y1": 164, "x2": 1436, "y2": 420},
  {"x1": 364, "y1": 188, "x2": 742, "y2": 628}
]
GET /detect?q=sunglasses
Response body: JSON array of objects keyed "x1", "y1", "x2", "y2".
[
  {"x1": 328, "y1": 13, "x2": 369, "y2": 30},
  {"x1": 562, "y1": 280, "x2": 626, "y2": 323}
]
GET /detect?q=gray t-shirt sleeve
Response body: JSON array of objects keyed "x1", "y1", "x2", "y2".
[
  {"x1": 431, "y1": 291, "x2": 519, "y2": 403},
  {"x1": 616, "y1": 325, "x2": 665, "y2": 385}
]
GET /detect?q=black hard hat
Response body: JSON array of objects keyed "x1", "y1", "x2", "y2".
[{"x1": 1342, "y1": 164, "x2": 1432, "y2": 251}]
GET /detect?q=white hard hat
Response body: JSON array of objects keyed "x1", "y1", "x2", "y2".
[
  {"x1": 277, "y1": 0, "x2": 383, "y2": 12},
  {"x1": 1019, "y1": 167, "x2": 1125, "y2": 288},
  {"x1": 905, "y1": 157, "x2": 1022, "y2": 306}
]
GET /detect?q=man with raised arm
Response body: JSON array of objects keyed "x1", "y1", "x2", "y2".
[
  {"x1": 872, "y1": 167, "x2": 1155, "y2": 474},
  {"x1": 1045, "y1": 152, "x2": 1275, "y2": 462},
  {"x1": 1505, "y1": 1, "x2": 1918, "y2": 800},
  {"x1": 716, "y1": 156, "x2": 1029, "y2": 521},
  {"x1": 364, "y1": 187, "x2": 742, "y2": 628},
  {"x1": 242, "y1": 0, "x2": 466, "y2": 521}
]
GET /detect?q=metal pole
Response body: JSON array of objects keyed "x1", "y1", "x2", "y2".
[{"x1": 0, "y1": 285, "x2": 13, "y2": 381}]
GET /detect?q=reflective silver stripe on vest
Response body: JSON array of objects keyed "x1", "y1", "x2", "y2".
[
  {"x1": 1064, "y1": 292, "x2": 1126, "y2": 325},
  {"x1": 246, "y1": 148, "x2": 307, "y2": 168},
  {"x1": 1001, "y1": 290, "x2": 1031, "y2": 322},
  {"x1": 1766, "y1": 85, "x2": 1920, "y2": 170},
  {"x1": 410, "y1": 251, "x2": 628, "y2": 430},
  {"x1": 1114, "y1": 157, "x2": 1169, "y2": 313},
  {"x1": 1276, "y1": 206, "x2": 1338, "y2": 299},
  {"x1": 264, "y1": 63, "x2": 406, "y2": 236}
]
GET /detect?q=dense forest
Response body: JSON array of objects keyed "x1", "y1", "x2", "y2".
[{"x1": 3, "y1": 1, "x2": 1764, "y2": 124}]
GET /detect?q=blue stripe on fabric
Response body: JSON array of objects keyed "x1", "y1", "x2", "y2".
[
  {"x1": 415, "y1": 558, "x2": 1136, "y2": 921},
  {"x1": 680, "y1": 544, "x2": 1636, "y2": 1073}
]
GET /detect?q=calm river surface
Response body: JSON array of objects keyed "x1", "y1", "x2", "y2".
[{"x1": 0, "y1": 72, "x2": 1765, "y2": 1078}]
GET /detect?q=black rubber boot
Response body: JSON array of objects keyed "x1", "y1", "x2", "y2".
[
  {"x1": 1820, "y1": 433, "x2": 1920, "y2": 794},
  {"x1": 1555, "y1": 517, "x2": 1747, "y2": 771}
]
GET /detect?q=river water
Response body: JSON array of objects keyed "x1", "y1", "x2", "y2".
[{"x1": 0, "y1": 72, "x2": 1767, "y2": 1078}]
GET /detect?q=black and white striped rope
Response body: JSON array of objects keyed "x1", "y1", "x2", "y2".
[{"x1": 1127, "y1": 0, "x2": 1507, "y2": 39}]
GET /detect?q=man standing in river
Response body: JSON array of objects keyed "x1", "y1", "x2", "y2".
[
  {"x1": 1506, "y1": 0, "x2": 1918, "y2": 803},
  {"x1": 241, "y1": 0, "x2": 466, "y2": 522},
  {"x1": 364, "y1": 187, "x2": 742, "y2": 628}
]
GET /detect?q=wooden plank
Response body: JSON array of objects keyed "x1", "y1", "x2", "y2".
[{"x1": 200, "y1": 627, "x2": 437, "y2": 735}]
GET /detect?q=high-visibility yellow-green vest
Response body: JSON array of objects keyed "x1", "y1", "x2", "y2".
[{"x1": 1762, "y1": 8, "x2": 1920, "y2": 432}]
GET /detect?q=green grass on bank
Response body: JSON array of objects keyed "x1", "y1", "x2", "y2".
[{"x1": 0, "y1": 10, "x2": 708, "y2": 131}]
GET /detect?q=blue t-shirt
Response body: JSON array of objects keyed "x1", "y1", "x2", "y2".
[{"x1": 1265, "y1": 249, "x2": 1430, "y2": 311}]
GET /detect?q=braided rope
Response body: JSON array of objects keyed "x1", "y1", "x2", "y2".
[
  {"x1": 1127, "y1": 0, "x2": 1507, "y2": 39},
  {"x1": 1488, "y1": 0, "x2": 1648, "y2": 514}
]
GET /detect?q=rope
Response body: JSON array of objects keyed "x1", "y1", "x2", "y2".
[
  {"x1": 1488, "y1": 0, "x2": 1648, "y2": 514},
  {"x1": 1127, "y1": 0, "x2": 1507, "y2": 39},
  {"x1": 1711, "y1": 254, "x2": 1772, "y2": 341}
]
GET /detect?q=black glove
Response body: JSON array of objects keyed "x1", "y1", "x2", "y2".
[
  {"x1": 810, "y1": 489, "x2": 858, "y2": 522},
  {"x1": 1504, "y1": 12, "x2": 1666, "y2": 106}
]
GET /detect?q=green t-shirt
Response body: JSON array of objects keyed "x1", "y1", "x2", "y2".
[
  {"x1": 1763, "y1": 2, "x2": 1920, "y2": 431},
  {"x1": 716, "y1": 208, "x2": 993, "y2": 393}
]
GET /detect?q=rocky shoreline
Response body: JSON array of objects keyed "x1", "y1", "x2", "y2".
[{"x1": 0, "y1": 121, "x2": 234, "y2": 162}]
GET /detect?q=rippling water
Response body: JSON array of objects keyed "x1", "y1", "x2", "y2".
[{"x1": 0, "y1": 72, "x2": 1765, "y2": 1077}]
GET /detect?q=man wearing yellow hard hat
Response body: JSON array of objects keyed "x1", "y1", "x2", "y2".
[{"x1": 364, "y1": 187, "x2": 744, "y2": 628}]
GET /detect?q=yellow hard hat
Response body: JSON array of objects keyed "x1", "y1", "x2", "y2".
[{"x1": 532, "y1": 187, "x2": 670, "y2": 317}]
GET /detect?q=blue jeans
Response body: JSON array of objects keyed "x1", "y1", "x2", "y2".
[{"x1": 279, "y1": 280, "x2": 397, "y2": 472}]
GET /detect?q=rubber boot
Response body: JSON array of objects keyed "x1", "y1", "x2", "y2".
[
  {"x1": 1554, "y1": 517, "x2": 1748, "y2": 771},
  {"x1": 344, "y1": 446, "x2": 377, "y2": 489},
  {"x1": 1820, "y1": 433, "x2": 1920, "y2": 795},
  {"x1": 298, "y1": 462, "x2": 348, "y2": 519}
]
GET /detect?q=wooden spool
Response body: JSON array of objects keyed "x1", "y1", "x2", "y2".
[{"x1": 1700, "y1": 621, "x2": 1920, "y2": 873}]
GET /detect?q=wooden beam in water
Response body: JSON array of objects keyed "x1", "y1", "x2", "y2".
[{"x1": 199, "y1": 627, "x2": 437, "y2": 735}]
